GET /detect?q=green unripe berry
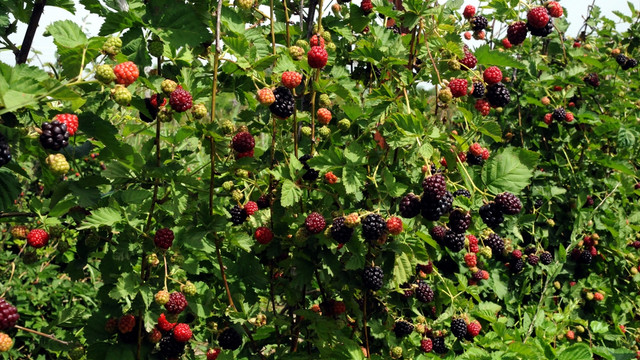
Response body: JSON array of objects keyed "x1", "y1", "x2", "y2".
[
  {"x1": 301, "y1": 126, "x2": 312, "y2": 136},
  {"x1": 95, "y1": 64, "x2": 116, "y2": 84},
  {"x1": 338, "y1": 119, "x2": 351, "y2": 131},
  {"x1": 222, "y1": 181, "x2": 234, "y2": 191},
  {"x1": 231, "y1": 189, "x2": 244, "y2": 201}
]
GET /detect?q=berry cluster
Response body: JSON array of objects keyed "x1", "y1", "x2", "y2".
[
  {"x1": 269, "y1": 86, "x2": 295, "y2": 119},
  {"x1": 479, "y1": 192, "x2": 521, "y2": 229},
  {"x1": 0, "y1": 299, "x2": 19, "y2": 330},
  {"x1": 40, "y1": 120, "x2": 70, "y2": 150}
]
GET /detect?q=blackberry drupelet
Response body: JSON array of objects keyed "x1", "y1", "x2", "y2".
[
  {"x1": 448, "y1": 209, "x2": 471, "y2": 233},
  {"x1": 579, "y1": 250, "x2": 592, "y2": 264},
  {"x1": 485, "y1": 233, "x2": 505, "y2": 255},
  {"x1": 361, "y1": 214, "x2": 387, "y2": 241},
  {"x1": 486, "y1": 83, "x2": 511, "y2": 107},
  {"x1": 229, "y1": 205, "x2": 248, "y2": 225},
  {"x1": 471, "y1": 82, "x2": 485, "y2": 98},
  {"x1": 218, "y1": 327, "x2": 243, "y2": 350},
  {"x1": 453, "y1": 189, "x2": 471, "y2": 198},
  {"x1": 399, "y1": 193, "x2": 421, "y2": 218},
  {"x1": 421, "y1": 191, "x2": 453, "y2": 221},
  {"x1": 444, "y1": 230, "x2": 465, "y2": 252},
  {"x1": 432, "y1": 336, "x2": 447, "y2": 354},
  {"x1": 540, "y1": 251, "x2": 553, "y2": 265},
  {"x1": 330, "y1": 217, "x2": 353, "y2": 244},
  {"x1": 479, "y1": 202, "x2": 504, "y2": 229},
  {"x1": 415, "y1": 281, "x2": 434, "y2": 302},
  {"x1": 494, "y1": 192, "x2": 522, "y2": 215},
  {"x1": 430, "y1": 225, "x2": 447, "y2": 242},
  {"x1": 528, "y1": 19, "x2": 554, "y2": 37},
  {"x1": 511, "y1": 258, "x2": 524, "y2": 273},
  {"x1": 269, "y1": 86, "x2": 295, "y2": 118},
  {"x1": 422, "y1": 174, "x2": 447, "y2": 199},
  {"x1": 40, "y1": 120, "x2": 70, "y2": 150},
  {"x1": 470, "y1": 15, "x2": 488, "y2": 31},
  {"x1": 552, "y1": 107, "x2": 566, "y2": 121},
  {"x1": 0, "y1": 135, "x2": 10, "y2": 168},
  {"x1": 393, "y1": 320, "x2": 414, "y2": 337},
  {"x1": 363, "y1": 266, "x2": 384, "y2": 291},
  {"x1": 451, "y1": 318, "x2": 468, "y2": 339}
]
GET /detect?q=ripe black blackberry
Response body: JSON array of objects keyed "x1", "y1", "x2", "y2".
[
  {"x1": 479, "y1": 202, "x2": 504, "y2": 229},
  {"x1": 616, "y1": 54, "x2": 629, "y2": 66},
  {"x1": 507, "y1": 21, "x2": 528, "y2": 46},
  {"x1": 430, "y1": 225, "x2": 447, "y2": 242},
  {"x1": 453, "y1": 189, "x2": 471, "y2": 198},
  {"x1": 524, "y1": 246, "x2": 536, "y2": 255},
  {"x1": 451, "y1": 318, "x2": 468, "y2": 339},
  {"x1": 444, "y1": 230, "x2": 465, "y2": 252},
  {"x1": 218, "y1": 327, "x2": 243, "y2": 350},
  {"x1": 448, "y1": 209, "x2": 471, "y2": 233},
  {"x1": 540, "y1": 251, "x2": 553, "y2": 265},
  {"x1": 486, "y1": 83, "x2": 510, "y2": 107},
  {"x1": 432, "y1": 336, "x2": 447, "y2": 354},
  {"x1": 363, "y1": 266, "x2": 384, "y2": 291},
  {"x1": 229, "y1": 205, "x2": 248, "y2": 225},
  {"x1": 552, "y1": 107, "x2": 566, "y2": 121},
  {"x1": 534, "y1": 198, "x2": 543, "y2": 209},
  {"x1": 470, "y1": 15, "x2": 488, "y2": 31},
  {"x1": 40, "y1": 120, "x2": 70, "y2": 150},
  {"x1": 165, "y1": 291, "x2": 188, "y2": 314},
  {"x1": 393, "y1": 320, "x2": 414, "y2": 337},
  {"x1": 159, "y1": 332, "x2": 186, "y2": 358},
  {"x1": 330, "y1": 217, "x2": 353, "y2": 244},
  {"x1": 422, "y1": 174, "x2": 447, "y2": 199},
  {"x1": 361, "y1": 214, "x2": 387, "y2": 241},
  {"x1": 269, "y1": 86, "x2": 295, "y2": 118},
  {"x1": 466, "y1": 151, "x2": 484, "y2": 166},
  {"x1": 399, "y1": 193, "x2": 421, "y2": 218},
  {"x1": 256, "y1": 194, "x2": 271, "y2": 209},
  {"x1": 420, "y1": 191, "x2": 453, "y2": 221},
  {"x1": 0, "y1": 298, "x2": 19, "y2": 330},
  {"x1": 511, "y1": 258, "x2": 524, "y2": 273},
  {"x1": 0, "y1": 135, "x2": 11, "y2": 168},
  {"x1": 494, "y1": 192, "x2": 522, "y2": 215},
  {"x1": 528, "y1": 19, "x2": 553, "y2": 37},
  {"x1": 472, "y1": 82, "x2": 485, "y2": 98},
  {"x1": 400, "y1": 283, "x2": 414, "y2": 298},
  {"x1": 415, "y1": 281, "x2": 434, "y2": 302},
  {"x1": 485, "y1": 233, "x2": 505, "y2": 255},
  {"x1": 583, "y1": 73, "x2": 600, "y2": 87},
  {"x1": 527, "y1": 254, "x2": 539, "y2": 266},
  {"x1": 299, "y1": 154, "x2": 319, "y2": 181},
  {"x1": 622, "y1": 58, "x2": 638, "y2": 70},
  {"x1": 579, "y1": 250, "x2": 592, "y2": 264}
]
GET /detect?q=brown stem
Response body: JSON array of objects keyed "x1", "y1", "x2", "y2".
[
  {"x1": 215, "y1": 237, "x2": 235, "y2": 309},
  {"x1": 363, "y1": 291, "x2": 370, "y2": 358},
  {"x1": 310, "y1": 69, "x2": 319, "y2": 153},
  {"x1": 270, "y1": 0, "x2": 276, "y2": 55},
  {"x1": 282, "y1": 0, "x2": 291, "y2": 47},
  {"x1": 15, "y1": 325, "x2": 70, "y2": 345},
  {"x1": 0, "y1": 212, "x2": 37, "y2": 218},
  {"x1": 209, "y1": 0, "x2": 223, "y2": 215},
  {"x1": 16, "y1": 0, "x2": 46, "y2": 64}
]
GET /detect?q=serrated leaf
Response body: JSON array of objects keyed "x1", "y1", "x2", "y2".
[
  {"x1": 0, "y1": 169, "x2": 21, "y2": 211},
  {"x1": 481, "y1": 147, "x2": 538, "y2": 195},
  {"x1": 558, "y1": 344, "x2": 592, "y2": 360},
  {"x1": 391, "y1": 252, "x2": 413, "y2": 288},
  {"x1": 45, "y1": 20, "x2": 87, "y2": 48},
  {"x1": 475, "y1": 45, "x2": 525, "y2": 69},
  {"x1": 79, "y1": 208, "x2": 122, "y2": 229},
  {"x1": 280, "y1": 179, "x2": 302, "y2": 208}
]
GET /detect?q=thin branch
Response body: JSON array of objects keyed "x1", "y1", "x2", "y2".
[
  {"x1": 0, "y1": 212, "x2": 37, "y2": 218},
  {"x1": 15, "y1": 325, "x2": 70, "y2": 346},
  {"x1": 16, "y1": 0, "x2": 47, "y2": 64}
]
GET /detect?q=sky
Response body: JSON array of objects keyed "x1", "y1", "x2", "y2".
[{"x1": 0, "y1": 0, "x2": 635, "y2": 67}]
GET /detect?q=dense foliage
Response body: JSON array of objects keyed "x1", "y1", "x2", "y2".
[{"x1": 0, "y1": 0, "x2": 640, "y2": 359}]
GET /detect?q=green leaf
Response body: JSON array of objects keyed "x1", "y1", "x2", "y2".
[
  {"x1": 391, "y1": 251, "x2": 413, "y2": 288},
  {"x1": 45, "y1": 20, "x2": 88, "y2": 48},
  {"x1": 475, "y1": 45, "x2": 526, "y2": 69},
  {"x1": 79, "y1": 208, "x2": 122, "y2": 229},
  {"x1": 481, "y1": 147, "x2": 538, "y2": 195},
  {"x1": 0, "y1": 169, "x2": 21, "y2": 211},
  {"x1": 558, "y1": 344, "x2": 592, "y2": 360},
  {"x1": 280, "y1": 179, "x2": 302, "y2": 208}
]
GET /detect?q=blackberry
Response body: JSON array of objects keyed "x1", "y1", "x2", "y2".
[
  {"x1": 218, "y1": 327, "x2": 243, "y2": 350},
  {"x1": 256, "y1": 194, "x2": 271, "y2": 209},
  {"x1": 40, "y1": 120, "x2": 70, "y2": 150},
  {"x1": 0, "y1": 135, "x2": 11, "y2": 168},
  {"x1": 159, "y1": 333, "x2": 186, "y2": 358},
  {"x1": 511, "y1": 258, "x2": 524, "y2": 273},
  {"x1": 451, "y1": 318, "x2": 467, "y2": 339},
  {"x1": 361, "y1": 214, "x2": 387, "y2": 241},
  {"x1": 232, "y1": 131, "x2": 255, "y2": 153},
  {"x1": 507, "y1": 21, "x2": 528, "y2": 46},
  {"x1": 527, "y1": 254, "x2": 539, "y2": 265},
  {"x1": 330, "y1": 217, "x2": 353, "y2": 244},
  {"x1": 583, "y1": 73, "x2": 600, "y2": 87},
  {"x1": 485, "y1": 233, "x2": 505, "y2": 255},
  {"x1": 444, "y1": 230, "x2": 465, "y2": 252},
  {"x1": 421, "y1": 191, "x2": 453, "y2": 221},
  {"x1": 0, "y1": 299, "x2": 19, "y2": 330},
  {"x1": 448, "y1": 209, "x2": 471, "y2": 233},
  {"x1": 305, "y1": 212, "x2": 326, "y2": 234},
  {"x1": 466, "y1": 152, "x2": 484, "y2": 166},
  {"x1": 430, "y1": 225, "x2": 447, "y2": 242},
  {"x1": 422, "y1": 174, "x2": 447, "y2": 199},
  {"x1": 140, "y1": 95, "x2": 163, "y2": 122},
  {"x1": 479, "y1": 202, "x2": 504, "y2": 229},
  {"x1": 524, "y1": 246, "x2": 536, "y2": 255},
  {"x1": 622, "y1": 58, "x2": 638, "y2": 70},
  {"x1": 552, "y1": 107, "x2": 566, "y2": 121},
  {"x1": 494, "y1": 192, "x2": 522, "y2": 215},
  {"x1": 393, "y1": 320, "x2": 414, "y2": 337},
  {"x1": 417, "y1": 262, "x2": 433, "y2": 274},
  {"x1": 473, "y1": 269, "x2": 484, "y2": 279},
  {"x1": 299, "y1": 154, "x2": 319, "y2": 181},
  {"x1": 432, "y1": 336, "x2": 447, "y2": 354},
  {"x1": 470, "y1": 15, "x2": 488, "y2": 31},
  {"x1": 453, "y1": 189, "x2": 471, "y2": 198},
  {"x1": 399, "y1": 193, "x2": 421, "y2": 218},
  {"x1": 400, "y1": 283, "x2": 414, "y2": 298},
  {"x1": 269, "y1": 86, "x2": 295, "y2": 118},
  {"x1": 362, "y1": 266, "x2": 384, "y2": 291},
  {"x1": 534, "y1": 198, "x2": 543, "y2": 209},
  {"x1": 471, "y1": 82, "x2": 485, "y2": 98},
  {"x1": 486, "y1": 83, "x2": 510, "y2": 107},
  {"x1": 528, "y1": 19, "x2": 553, "y2": 37},
  {"x1": 415, "y1": 281, "x2": 434, "y2": 302},
  {"x1": 540, "y1": 251, "x2": 553, "y2": 265},
  {"x1": 229, "y1": 205, "x2": 248, "y2": 225},
  {"x1": 616, "y1": 54, "x2": 629, "y2": 66},
  {"x1": 165, "y1": 292, "x2": 188, "y2": 314},
  {"x1": 579, "y1": 250, "x2": 592, "y2": 264}
]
